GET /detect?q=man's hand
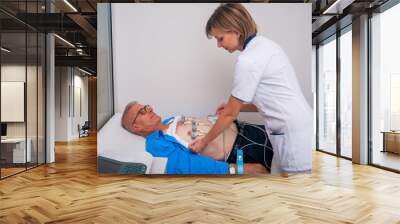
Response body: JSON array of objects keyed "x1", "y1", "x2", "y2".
[
  {"x1": 243, "y1": 164, "x2": 267, "y2": 174},
  {"x1": 189, "y1": 138, "x2": 208, "y2": 153}
]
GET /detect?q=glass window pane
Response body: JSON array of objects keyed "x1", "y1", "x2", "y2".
[
  {"x1": 27, "y1": 31, "x2": 38, "y2": 169},
  {"x1": 318, "y1": 37, "x2": 337, "y2": 154},
  {"x1": 340, "y1": 29, "x2": 352, "y2": 158},
  {"x1": 0, "y1": 1, "x2": 46, "y2": 179},
  {"x1": 371, "y1": 3, "x2": 400, "y2": 171},
  {"x1": 1, "y1": 31, "x2": 27, "y2": 177}
]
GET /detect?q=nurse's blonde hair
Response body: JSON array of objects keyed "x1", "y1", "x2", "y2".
[{"x1": 205, "y1": 3, "x2": 257, "y2": 47}]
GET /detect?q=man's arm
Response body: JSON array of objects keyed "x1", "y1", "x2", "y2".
[
  {"x1": 164, "y1": 143, "x2": 267, "y2": 174},
  {"x1": 230, "y1": 163, "x2": 267, "y2": 174},
  {"x1": 148, "y1": 132, "x2": 267, "y2": 174}
]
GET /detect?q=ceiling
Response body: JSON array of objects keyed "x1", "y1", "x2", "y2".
[
  {"x1": 0, "y1": 0, "x2": 393, "y2": 75},
  {"x1": 0, "y1": 0, "x2": 98, "y2": 74}
]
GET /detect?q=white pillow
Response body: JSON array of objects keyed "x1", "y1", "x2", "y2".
[{"x1": 97, "y1": 113, "x2": 153, "y2": 173}]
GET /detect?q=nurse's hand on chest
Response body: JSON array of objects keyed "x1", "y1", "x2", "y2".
[
  {"x1": 188, "y1": 137, "x2": 207, "y2": 153},
  {"x1": 189, "y1": 96, "x2": 243, "y2": 153}
]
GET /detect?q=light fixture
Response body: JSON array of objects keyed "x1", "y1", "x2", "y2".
[
  {"x1": 78, "y1": 67, "x2": 93, "y2": 76},
  {"x1": 322, "y1": 0, "x2": 355, "y2": 15},
  {"x1": 54, "y1": 34, "x2": 75, "y2": 48},
  {"x1": 63, "y1": 0, "x2": 78, "y2": 12},
  {"x1": 1, "y1": 47, "x2": 11, "y2": 53},
  {"x1": 76, "y1": 48, "x2": 85, "y2": 55}
]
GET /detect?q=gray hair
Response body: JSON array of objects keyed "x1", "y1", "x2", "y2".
[{"x1": 121, "y1": 101, "x2": 138, "y2": 133}]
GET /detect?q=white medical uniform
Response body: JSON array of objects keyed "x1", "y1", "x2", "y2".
[{"x1": 231, "y1": 36, "x2": 313, "y2": 173}]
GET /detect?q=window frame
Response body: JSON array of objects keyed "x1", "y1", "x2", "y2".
[{"x1": 315, "y1": 24, "x2": 353, "y2": 161}]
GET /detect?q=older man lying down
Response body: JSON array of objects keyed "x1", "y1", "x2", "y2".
[{"x1": 121, "y1": 101, "x2": 273, "y2": 175}]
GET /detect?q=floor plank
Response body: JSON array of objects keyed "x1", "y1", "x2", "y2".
[{"x1": 0, "y1": 134, "x2": 399, "y2": 223}]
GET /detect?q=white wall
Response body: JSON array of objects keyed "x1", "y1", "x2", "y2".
[
  {"x1": 1, "y1": 65, "x2": 37, "y2": 137},
  {"x1": 55, "y1": 67, "x2": 89, "y2": 141},
  {"x1": 72, "y1": 73, "x2": 89, "y2": 138},
  {"x1": 111, "y1": 3, "x2": 312, "y2": 120},
  {"x1": 1, "y1": 83, "x2": 24, "y2": 123},
  {"x1": 55, "y1": 67, "x2": 67, "y2": 141},
  {"x1": 97, "y1": 3, "x2": 114, "y2": 130}
]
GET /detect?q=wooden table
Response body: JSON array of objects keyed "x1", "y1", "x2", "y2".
[{"x1": 381, "y1": 131, "x2": 400, "y2": 154}]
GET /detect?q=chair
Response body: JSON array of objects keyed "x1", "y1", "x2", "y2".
[{"x1": 78, "y1": 121, "x2": 90, "y2": 138}]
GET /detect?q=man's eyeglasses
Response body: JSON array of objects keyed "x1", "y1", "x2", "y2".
[{"x1": 131, "y1": 105, "x2": 152, "y2": 126}]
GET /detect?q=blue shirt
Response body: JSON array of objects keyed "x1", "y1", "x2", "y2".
[{"x1": 145, "y1": 118, "x2": 229, "y2": 174}]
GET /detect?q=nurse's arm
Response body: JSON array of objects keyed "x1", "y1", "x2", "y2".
[
  {"x1": 241, "y1": 103, "x2": 258, "y2": 112},
  {"x1": 201, "y1": 95, "x2": 242, "y2": 145}
]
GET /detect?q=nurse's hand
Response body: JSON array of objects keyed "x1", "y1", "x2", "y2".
[
  {"x1": 216, "y1": 102, "x2": 227, "y2": 115},
  {"x1": 189, "y1": 138, "x2": 207, "y2": 153}
]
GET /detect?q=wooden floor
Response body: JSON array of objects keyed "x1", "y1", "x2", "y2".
[
  {"x1": 1, "y1": 135, "x2": 400, "y2": 223},
  {"x1": 373, "y1": 150, "x2": 400, "y2": 171},
  {"x1": 1, "y1": 167, "x2": 26, "y2": 178},
  {"x1": 1, "y1": 163, "x2": 45, "y2": 178}
]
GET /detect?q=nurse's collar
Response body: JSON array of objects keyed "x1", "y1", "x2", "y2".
[{"x1": 243, "y1": 33, "x2": 257, "y2": 50}]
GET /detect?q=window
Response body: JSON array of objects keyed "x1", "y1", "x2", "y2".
[
  {"x1": 316, "y1": 24, "x2": 353, "y2": 159},
  {"x1": 317, "y1": 36, "x2": 337, "y2": 154},
  {"x1": 370, "y1": 2, "x2": 400, "y2": 171},
  {"x1": 340, "y1": 28, "x2": 352, "y2": 158},
  {"x1": 0, "y1": 1, "x2": 47, "y2": 179}
]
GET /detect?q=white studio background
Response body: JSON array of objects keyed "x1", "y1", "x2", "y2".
[{"x1": 111, "y1": 3, "x2": 312, "y2": 122}]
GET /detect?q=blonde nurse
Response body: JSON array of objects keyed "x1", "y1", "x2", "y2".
[{"x1": 189, "y1": 3, "x2": 313, "y2": 173}]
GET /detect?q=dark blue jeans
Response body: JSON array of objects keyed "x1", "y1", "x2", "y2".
[{"x1": 226, "y1": 121, "x2": 274, "y2": 172}]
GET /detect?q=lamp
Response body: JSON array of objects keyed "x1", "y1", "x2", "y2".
[
  {"x1": 54, "y1": 34, "x2": 75, "y2": 48},
  {"x1": 1, "y1": 47, "x2": 11, "y2": 53},
  {"x1": 63, "y1": 0, "x2": 78, "y2": 12}
]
